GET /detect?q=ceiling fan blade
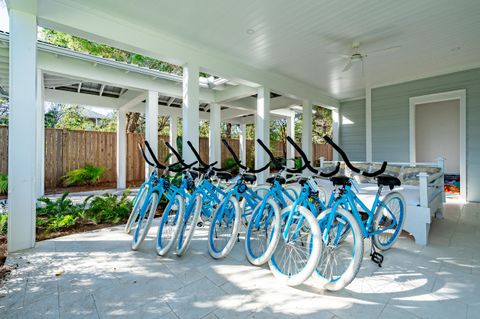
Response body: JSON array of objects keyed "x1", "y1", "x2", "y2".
[
  {"x1": 342, "y1": 59, "x2": 353, "y2": 72},
  {"x1": 365, "y1": 45, "x2": 401, "y2": 56}
]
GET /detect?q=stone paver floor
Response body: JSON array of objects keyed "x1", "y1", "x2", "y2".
[{"x1": 1, "y1": 200, "x2": 479, "y2": 318}]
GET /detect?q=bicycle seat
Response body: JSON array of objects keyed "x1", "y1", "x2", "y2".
[
  {"x1": 243, "y1": 174, "x2": 257, "y2": 184},
  {"x1": 376, "y1": 175, "x2": 401, "y2": 190},
  {"x1": 188, "y1": 170, "x2": 199, "y2": 180},
  {"x1": 216, "y1": 171, "x2": 232, "y2": 181},
  {"x1": 330, "y1": 176, "x2": 351, "y2": 187},
  {"x1": 298, "y1": 177, "x2": 308, "y2": 186},
  {"x1": 266, "y1": 176, "x2": 286, "y2": 185}
]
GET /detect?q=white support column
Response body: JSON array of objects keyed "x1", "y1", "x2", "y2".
[
  {"x1": 255, "y1": 87, "x2": 270, "y2": 184},
  {"x1": 209, "y1": 103, "x2": 221, "y2": 164},
  {"x1": 301, "y1": 100, "x2": 313, "y2": 161},
  {"x1": 332, "y1": 108, "x2": 340, "y2": 161},
  {"x1": 36, "y1": 69, "x2": 45, "y2": 198},
  {"x1": 8, "y1": 9, "x2": 38, "y2": 252},
  {"x1": 182, "y1": 63, "x2": 200, "y2": 164},
  {"x1": 239, "y1": 123, "x2": 247, "y2": 165},
  {"x1": 169, "y1": 116, "x2": 178, "y2": 164},
  {"x1": 366, "y1": 86, "x2": 372, "y2": 162},
  {"x1": 116, "y1": 110, "x2": 127, "y2": 189},
  {"x1": 286, "y1": 114, "x2": 295, "y2": 168},
  {"x1": 145, "y1": 90, "x2": 158, "y2": 178}
]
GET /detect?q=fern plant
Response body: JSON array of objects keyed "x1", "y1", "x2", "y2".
[
  {"x1": 84, "y1": 191, "x2": 132, "y2": 224},
  {"x1": 0, "y1": 174, "x2": 7, "y2": 194},
  {"x1": 0, "y1": 212, "x2": 7, "y2": 235},
  {"x1": 62, "y1": 164, "x2": 106, "y2": 186}
]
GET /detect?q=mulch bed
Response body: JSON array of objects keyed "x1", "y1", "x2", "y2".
[
  {"x1": 0, "y1": 235, "x2": 9, "y2": 282},
  {"x1": 35, "y1": 218, "x2": 128, "y2": 241}
]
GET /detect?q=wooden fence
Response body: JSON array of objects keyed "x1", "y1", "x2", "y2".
[{"x1": 0, "y1": 126, "x2": 332, "y2": 190}]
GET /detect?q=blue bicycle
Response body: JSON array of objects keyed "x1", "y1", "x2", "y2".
[
  {"x1": 244, "y1": 139, "x2": 304, "y2": 266},
  {"x1": 207, "y1": 139, "x2": 271, "y2": 259},
  {"x1": 267, "y1": 136, "x2": 340, "y2": 286},
  {"x1": 312, "y1": 136, "x2": 405, "y2": 291},
  {"x1": 130, "y1": 141, "x2": 196, "y2": 253},
  {"x1": 165, "y1": 141, "x2": 231, "y2": 256}
]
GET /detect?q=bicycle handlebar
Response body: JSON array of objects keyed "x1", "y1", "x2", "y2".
[
  {"x1": 138, "y1": 143, "x2": 158, "y2": 168},
  {"x1": 222, "y1": 139, "x2": 271, "y2": 174},
  {"x1": 222, "y1": 139, "x2": 248, "y2": 170},
  {"x1": 144, "y1": 141, "x2": 166, "y2": 169},
  {"x1": 323, "y1": 135, "x2": 386, "y2": 177},
  {"x1": 187, "y1": 141, "x2": 227, "y2": 172},
  {"x1": 286, "y1": 136, "x2": 318, "y2": 174}
]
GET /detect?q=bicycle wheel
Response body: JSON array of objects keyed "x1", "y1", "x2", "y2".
[
  {"x1": 372, "y1": 192, "x2": 406, "y2": 250},
  {"x1": 208, "y1": 194, "x2": 241, "y2": 259},
  {"x1": 125, "y1": 185, "x2": 148, "y2": 234},
  {"x1": 156, "y1": 194, "x2": 185, "y2": 256},
  {"x1": 268, "y1": 206, "x2": 322, "y2": 286},
  {"x1": 314, "y1": 207, "x2": 364, "y2": 291},
  {"x1": 131, "y1": 192, "x2": 158, "y2": 250},
  {"x1": 245, "y1": 197, "x2": 281, "y2": 266},
  {"x1": 176, "y1": 193, "x2": 202, "y2": 256}
]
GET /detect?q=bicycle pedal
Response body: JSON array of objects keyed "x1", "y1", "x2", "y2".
[{"x1": 371, "y1": 251, "x2": 384, "y2": 267}]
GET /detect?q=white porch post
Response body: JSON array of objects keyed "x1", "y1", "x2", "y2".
[
  {"x1": 302, "y1": 100, "x2": 313, "y2": 161},
  {"x1": 209, "y1": 103, "x2": 221, "y2": 164},
  {"x1": 36, "y1": 69, "x2": 45, "y2": 198},
  {"x1": 169, "y1": 116, "x2": 178, "y2": 164},
  {"x1": 332, "y1": 108, "x2": 340, "y2": 161},
  {"x1": 7, "y1": 8, "x2": 38, "y2": 252},
  {"x1": 366, "y1": 86, "x2": 372, "y2": 162},
  {"x1": 286, "y1": 114, "x2": 295, "y2": 168},
  {"x1": 255, "y1": 87, "x2": 270, "y2": 184},
  {"x1": 145, "y1": 90, "x2": 158, "y2": 178},
  {"x1": 116, "y1": 110, "x2": 127, "y2": 189},
  {"x1": 239, "y1": 122, "x2": 247, "y2": 165},
  {"x1": 182, "y1": 63, "x2": 200, "y2": 164}
]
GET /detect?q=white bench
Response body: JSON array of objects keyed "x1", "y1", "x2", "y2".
[{"x1": 318, "y1": 158, "x2": 445, "y2": 246}]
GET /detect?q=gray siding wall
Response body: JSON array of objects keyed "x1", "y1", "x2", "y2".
[
  {"x1": 339, "y1": 98, "x2": 366, "y2": 161},
  {"x1": 372, "y1": 68, "x2": 480, "y2": 202}
]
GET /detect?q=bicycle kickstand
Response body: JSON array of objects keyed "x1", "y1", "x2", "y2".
[{"x1": 369, "y1": 238, "x2": 384, "y2": 267}]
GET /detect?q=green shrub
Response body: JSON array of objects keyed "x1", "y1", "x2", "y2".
[
  {"x1": 62, "y1": 164, "x2": 106, "y2": 187},
  {"x1": 84, "y1": 191, "x2": 132, "y2": 224},
  {"x1": 224, "y1": 157, "x2": 239, "y2": 175},
  {"x1": 36, "y1": 193, "x2": 84, "y2": 231},
  {"x1": 0, "y1": 212, "x2": 7, "y2": 235},
  {"x1": 0, "y1": 174, "x2": 7, "y2": 195}
]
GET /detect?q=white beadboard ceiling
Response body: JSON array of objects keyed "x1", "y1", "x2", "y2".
[{"x1": 40, "y1": 0, "x2": 480, "y2": 100}]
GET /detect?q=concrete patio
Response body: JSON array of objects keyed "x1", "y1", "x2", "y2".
[{"x1": 1, "y1": 200, "x2": 479, "y2": 319}]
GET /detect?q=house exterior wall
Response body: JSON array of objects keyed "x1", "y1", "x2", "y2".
[
  {"x1": 339, "y1": 98, "x2": 366, "y2": 161},
  {"x1": 372, "y1": 68, "x2": 480, "y2": 202}
]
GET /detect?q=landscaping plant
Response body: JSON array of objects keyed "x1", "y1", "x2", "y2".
[
  {"x1": 0, "y1": 174, "x2": 7, "y2": 195},
  {"x1": 62, "y1": 164, "x2": 106, "y2": 187},
  {"x1": 83, "y1": 191, "x2": 132, "y2": 224},
  {"x1": 36, "y1": 192, "x2": 83, "y2": 231}
]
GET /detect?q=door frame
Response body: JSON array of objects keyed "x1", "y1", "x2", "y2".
[{"x1": 409, "y1": 89, "x2": 466, "y2": 199}]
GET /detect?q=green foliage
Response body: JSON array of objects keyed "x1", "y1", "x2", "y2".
[
  {"x1": 36, "y1": 191, "x2": 133, "y2": 232},
  {"x1": 44, "y1": 104, "x2": 63, "y2": 128},
  {"x1": 39, "y1": 28, "x2": 183, "y2": 75},
  {"x1": 0, "y1": 97, "x2": 8, "y2": 125},
  {"x1": 0, "y1": 212, "x2": 7, "y2": 235},
  {"x1": 0, "y1": 174, "x2": 7, "y2": 194},
  {"x1": 83, "y1": 191, "x2": 132, "y2": 224},
  {"x1": 36, "y1": 192, "x2": 84, "y2": 231},
  {"x1": 224, "y1": 157, "x2": 239, "y2": 175},
  {"x1": 55, "y1": 105, "x2": 92, "y2": 130},
  {"x1": 62, "y1": 164, "x2": 106, "y2": 187}
]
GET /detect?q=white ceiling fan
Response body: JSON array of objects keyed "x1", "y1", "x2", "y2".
[{"x1": 337, "y1": 41, "x2": 401, "y2": 72}]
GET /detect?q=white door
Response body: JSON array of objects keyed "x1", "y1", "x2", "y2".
[{"x1": 415, "y1": 100, "x2": 460, "y2": 175}]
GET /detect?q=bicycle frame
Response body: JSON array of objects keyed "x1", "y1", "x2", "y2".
[{"x1": 325, "y1": 184, "x2": 400, "y2": 239}]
